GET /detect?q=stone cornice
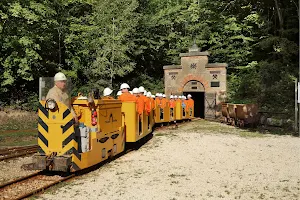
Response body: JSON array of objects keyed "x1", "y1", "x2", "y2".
[
  {"x1": 163, "y1": 65, "x2": 182, "y2": 70},
  {"x1": 179, "y1": 51, "x2": 210, "y2": 57},
  {"x1": 206, "y1": 63, "x2": 228, "y2": 68}
]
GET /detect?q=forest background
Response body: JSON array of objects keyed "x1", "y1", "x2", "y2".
[{"x1": 0, "y1": 0, "x2": 298, "y2": 117}]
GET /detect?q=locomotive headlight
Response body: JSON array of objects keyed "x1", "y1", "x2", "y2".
[{"x1": 46, "y1": 99, "x2": 56, "y2": 110}]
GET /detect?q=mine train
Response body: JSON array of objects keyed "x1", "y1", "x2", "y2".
[
  {"x1": 33, "y1": 94, "x2": 194, "y2": 172},
  {"x1": 221, "y1": 103, "x2": 259, "y2": 127}
]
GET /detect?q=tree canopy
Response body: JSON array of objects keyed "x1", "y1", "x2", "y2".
[{"x1": 0, "y1": 0, "x2": 298, "y2": 115}]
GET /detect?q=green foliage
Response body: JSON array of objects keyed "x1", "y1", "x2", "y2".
[
  {"x1": 65, "y1": 0, "x2": 139, "y2": 90},
  {"x1": 0, "y1": 0, "x2": 298, "y2": 118}
]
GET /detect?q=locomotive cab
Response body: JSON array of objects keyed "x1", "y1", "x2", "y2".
[{"x1": 32, "y1": 78, "x2": 125, "y2": 172}]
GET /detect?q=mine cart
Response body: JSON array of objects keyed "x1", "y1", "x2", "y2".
[
  {"x1": 221, "y1": 103, "x2": 229, "y2": 123},
  {"x1": 235, "y1": 104, "x2": 259, "y2": 127}
]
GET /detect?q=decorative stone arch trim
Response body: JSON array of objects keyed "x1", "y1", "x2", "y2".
[{"x1": 178, "y1": 74, "x2": 210, "y2": 93}]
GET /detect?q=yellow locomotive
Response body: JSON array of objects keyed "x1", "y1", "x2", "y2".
[{"x1": 33, "y1": 81, "x2": 194, "y2": 172}]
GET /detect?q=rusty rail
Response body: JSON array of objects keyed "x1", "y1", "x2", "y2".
[
  {"x1": 0, "y1": 171, "x2": 74, "y2": 200},
  {"x1": 0, "y1": 145, "x2": 39, "y2": 162}
]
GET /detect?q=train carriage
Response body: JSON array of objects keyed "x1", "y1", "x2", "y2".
[
  {"x1": 121, "y1": 102, "x2": 154, "y2": 143},
  {"x1": 154, "y1": 102, "x2": 170, "y2": 123},
  {"x1": 32, "y1": 78, "x2": 194, "y2": 172}
]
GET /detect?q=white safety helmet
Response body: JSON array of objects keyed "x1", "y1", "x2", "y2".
[
  {"x1": 151, "y1": 95, "x2": 155, "y2": 98},
  {"x1": 155, "y1": 93, "x2": 159, "y2": 97},
  {"x1": 138, "y1": 86, "x2": 145, "y2": 93},
  {"x1": 178, "y1": 96, "x2": 182, "y2": 99},
  {"x1": 174, "y1": 95, "x2": 178, "y2": 99},
  {"x1": 132, "y1": 88, "x2": 139, "y2": 94},
  {"x1": 170, "y1": 95, "x2": 174, "y2": 99},
  {"x1": 147, "y1": 91, "x2": 152, "y2": 97},
  {"x1": 103, "y1": 88, "x2": 113, "y2": 96},
  {"x1": 183, "y1": 96, "x2": 187, "y2": 100},
  {"x1": 120, "y1": 83, "x2": 130, "y2": 90},
  {"x1": 187, "y1": 94, "x2": 192, "y2": 98},
  {"x1": 162, "y1": 94, "x2": 166, "y2": 98},
  {"x1": 159, "y1": 93, "x2": 163, "y2": 97},
  {"x1": 144, "y1": 90, "x2": 147, "y2": 95},
  {"x1": 117, "y1": 91, "x2": 122, "y2": 96},
  {"x1": 54, "y1": 72, "x2": 67, "y2": 81}
]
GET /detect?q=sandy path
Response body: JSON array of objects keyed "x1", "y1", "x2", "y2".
[{"x1": 39, "y1": 121, "x2": 300, "y2": 200}]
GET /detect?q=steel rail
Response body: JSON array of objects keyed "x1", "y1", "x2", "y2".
[
  {"x1": 0, "y1": 172, "x2": 74, "y2": 200},
  {"x1": 0, "y1": 145, "x2": 39, "y2": 162},
  {"x1": 0, "y1": 118, "x2": 200, "y2": 199}
]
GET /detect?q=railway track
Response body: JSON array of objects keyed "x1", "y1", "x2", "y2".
[
  {"x1": 0, "y1": 145, "x2": 39, "y2": 162},
  {"x1": 0, "y1": 171, "x2": 74, "y2": 200},
  {"x1": 0, "y1": 119, "x2": 200, "y2": 199}
]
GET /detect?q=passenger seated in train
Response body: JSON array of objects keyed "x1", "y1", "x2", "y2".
[
  {"x1": 116, "y1": 91, "x2": 122, "y2": 99},
  {"x1": 187, "y1": 94, "x2": 194, "y2": 116},
  {"x1": 181, "y1": 96, "x2": 186, "y2": 117},
  {"x1": 158, "y1": 94, "x2": 164, "y2": 120},
  {"x1": 119, "y1": 83, "x2": 136, "y2": 102},
  {"x1": 169, "y1": 95, "x2": 175, "y2": 118},
  {"x1": 102, "y1": 88, "x2": 114, "y2": 100},
  {"x1": 132, "y1": 88, "x2": 144, "y2": 133}
]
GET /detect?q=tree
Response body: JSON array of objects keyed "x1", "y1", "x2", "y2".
[{"x1": 65, "y1": 0, "x2": 139, "y2": 91}]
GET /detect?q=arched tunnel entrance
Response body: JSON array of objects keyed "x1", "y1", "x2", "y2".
[{"x1": 183, "y1": 80, "x2": 205, "y2": 118}]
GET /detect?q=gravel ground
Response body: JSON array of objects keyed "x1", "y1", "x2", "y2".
[
  {"x1": 0, "y1": 157, "x2": 39, "y2": 184},
  {"x1": 26, "y1": 121, "x2": 300, "y2": 199}
]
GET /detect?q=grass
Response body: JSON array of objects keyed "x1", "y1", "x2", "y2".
[
  {"x1": 0, "y1": 130, "x2": 37, "y2": 147},
  {"x1": 0, "y1": 110, "x2": 37, "y2": 147},
  {"x1": 178, "y1": 120, "x2": 266, "y2": 138},
  {"x1": 0, "y1": 110, "x2": 37, "y2": 131}
]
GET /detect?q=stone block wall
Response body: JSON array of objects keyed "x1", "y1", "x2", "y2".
[{"x1": 163, "y1": 45, "x2": 227, "y2": 118}]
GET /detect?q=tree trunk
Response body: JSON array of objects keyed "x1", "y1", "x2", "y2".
[{"x1": 274, "y1": 0, "x2": 284, "y2": 34}]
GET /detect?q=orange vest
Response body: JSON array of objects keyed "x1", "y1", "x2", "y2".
[
  {"x1": 140, "y1": 95, "x2": 151, "y2": 114},
  {"x1": 161, "y1": 98, "x2": 167, "y2": 108},
  {"x1": 184, "y1": 100, "x2": 189, "y2": 109},
  {"x1": 119, "y1": 92, "x2": 136, "y2": 102},
  {"x1": 155, "y1": 98, "x2": 161, "y2": 107},
  {"x1": 136, "y1": 96, "x2": 144, "y2": 115},
  {"x1": 151, "y1": 98, "x2": 155, "y2": 110},
  {"x1": 187, "y1": 99, "x2": 194, "y2": 108},
  {"x1": 169, "y1": 99, "x2": 175, "y2": 108}
]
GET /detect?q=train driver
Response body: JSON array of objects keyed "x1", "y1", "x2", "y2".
[{"x1": 46, "y1": 72, "x2": 78, "y2": 123}]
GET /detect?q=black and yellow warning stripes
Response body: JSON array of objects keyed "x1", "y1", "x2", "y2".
[
  {"x1": 38, "y1": 102, "x2": 49, "y2": 153},
  {"x1": 38, "y1": 102, "x2": 49, "y2": 118},
  {"x1": 63, "y1": 109, "x2": 71, "y2": 119},
  {"x1": 59, "y1": 106, "x2": 82, "y2": 165},
  {"x1": 37, "y1": 101, "x2": 81, "y2": 170}
]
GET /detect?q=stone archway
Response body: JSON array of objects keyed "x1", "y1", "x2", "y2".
[
  {"x1": 180, "y1": 77, "x2": 216, "y2": 119},
  {"x1": 183, "y1": 80, "x2": 205, "y2": 92},
  {"x1": 178, "y1": 74, "x2": 209, "y2": 93}
]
